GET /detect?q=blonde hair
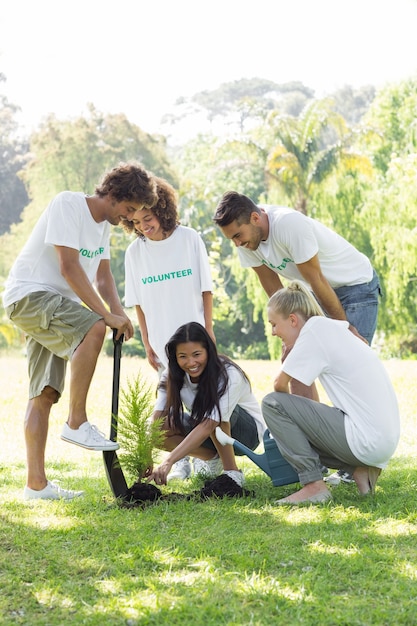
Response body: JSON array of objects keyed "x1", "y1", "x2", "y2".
[{"x1": 268, "y1": 281, "x2": 325, "y2": 320}]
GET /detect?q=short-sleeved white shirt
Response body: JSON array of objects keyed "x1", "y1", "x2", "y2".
[
  {"x1": 124, "y1": 225, "x2": 213, "y2": 366},
  {"x1": 3, "y1": 191, "x2": 110, "y2": 307},
  {"x1": 237, "y1": 205, "x2": 373, "y2": 288},
  {"x1": 282, "y1": 316, "x2": 400, "y2": 467},
  {"x1": 154, "y1": 362, "x2": 266, "y2": 441}
]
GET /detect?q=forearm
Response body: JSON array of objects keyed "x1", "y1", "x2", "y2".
[
  {"x1": 136, "y1": 306, "x2": 151, "y2": 349},
  {"x1": 95, "y1": 259, "x2": 126, "y2": 314},
  {"x1": 136, "y1": 305, "x2": 163, "y2": 369},
  {"x1": 202, "y1": 291, "x2": 214, "y2": 336},
  {"x1": 311, "y1": 278, "x2": 366, "y2": 341},
  {"x1": 253, "y1": 266, "x2": 283, "y2": 297},
  {"x1": 313, "y1": 283, "x2": 347, "y2": 320},
  {"x1": 96, "y1": 276, "x2": 124, "y2": 315},
  {"x1": 57, "y1": 249, "x2": 132, "y2": 339},
  {"x1": 273, "y1": 370, "x2": 291, "y2": 393},
  {"x1": 296, "y1": 258, "x2": 346, "y2": 321},
  {"x1": 61, "y1": 264, "x2": 110, "y2": 317}
]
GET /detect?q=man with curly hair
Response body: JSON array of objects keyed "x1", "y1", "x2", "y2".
[{"x1": 3, "y1": 162, "x2": 157, "y2": 500}]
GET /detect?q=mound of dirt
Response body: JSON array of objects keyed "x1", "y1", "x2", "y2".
[
  {"x1": 123, "y1": 481, "x2": 162, "y2": 504},
  {"x1": 119, "y1": 474, "x2": 254, "y2": 508},
  {"x1": 197, "y1": 474, "x2": 254, "y2": 499}
]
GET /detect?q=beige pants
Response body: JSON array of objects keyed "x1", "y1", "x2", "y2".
[{"x1": 6, "y1": 291, "x2": 102, "y2": 399}]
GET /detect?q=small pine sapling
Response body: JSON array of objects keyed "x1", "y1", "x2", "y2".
[{"x1": 116, "y1": 372, "x2": 165, "y2": 484}]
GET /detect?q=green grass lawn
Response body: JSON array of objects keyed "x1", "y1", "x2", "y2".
[{"x1": 1, "y1": 353, "x2": 417, "y2": 626}]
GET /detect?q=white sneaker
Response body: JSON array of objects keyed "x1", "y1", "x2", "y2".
[
  {"x1": 193, "y1": 455, "x2": 223, "y2": 478},
  {"x1": 23, "y1": 480, "x2": 84, "y2": 501},
  {"x1": 223, "y1": 470, "x2": 245, "y2": 487},
  {"x1": 324, "y1": 470, "x2": 355, "y2": 486},
  {"x1": 324, "y1": 471, "x2": 341, "y2": 486},
  {"x1": 61, "y1": 422, "x2": 119, "y2": 451},
  {"x1": 167, "y1": 457, "x2": 191, "y2": 481}
]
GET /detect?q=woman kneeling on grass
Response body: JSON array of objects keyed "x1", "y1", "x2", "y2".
[
  {"x1": 147, "y1": 322, "x2": 266, "y2": 487},
  {"x1": 263, "y1": 280, "x2": 400, "y2": 505}
]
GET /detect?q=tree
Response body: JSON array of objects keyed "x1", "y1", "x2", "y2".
[
  {"x1": 312, "y1": 168, "x2": 374, "y2": 258},
  {"x1": 0, "y1": 73, "x2": 29, "y2": 234},
  {"x1": 162, "y1": 78, "x2": 315, "y2": 139},
  {"x1": 331, "y1": 84, "x2": 376, "y2": 125},
  {"x1": 21, "y1": 105, "x2": 177, "y2": 205},
  {"x1": 192, "y1": 78, "x2": 314, "y2": 131},
  {"x1": 265, "y1": 97, "x2": 373, "y2": 214},
  {"x1": 0, "y1": 106, "x2": 178, "y2": 295},
  {"x1": 362, "y1": 153, "x2": 417, "y2": 354},
  {"x1": 355, "y1": 78, "x2": 417, "y2": 353},
  {"x1": 363, "y1": 78, "x2": 417, "y2": 174},
  {"x1": 174, "y1": 133, "x2": 269, "y2": 357}
]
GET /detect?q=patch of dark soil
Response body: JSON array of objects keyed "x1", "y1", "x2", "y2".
[
  {"x1": 118, "y1": 474, "x2": 255, "y2": 508},
  {"x1": 119, "y1": 481, "x2": 185, "y2": 508},
  {"x1": 124, "y1": 481, "x2": 162, "y2": 502},
  {"x1": 119, "y1": 480, "x2": 162, "y2": 509},
  {"x1": 195, "y1": 474, "x2": 254, "y2": 499}
]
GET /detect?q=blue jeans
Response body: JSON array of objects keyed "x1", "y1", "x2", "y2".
[{"x1": 334, "y1": 269, "x2": 381, "y2": 345}]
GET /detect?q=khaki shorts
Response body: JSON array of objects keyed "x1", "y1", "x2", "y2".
[{"x1": 6, "y1": 291, "x2": 102, "y2": 400}]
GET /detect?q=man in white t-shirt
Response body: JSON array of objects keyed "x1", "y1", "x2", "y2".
[
  {"x1": 2, "y1": 162, "x2": 157, "y2": 500},
  {"x1": 213, "y1": 191, "x2": 381, "y2": 485},
  {"x1": 213, "y1": 191, "x2": 380, "y2": 347}
]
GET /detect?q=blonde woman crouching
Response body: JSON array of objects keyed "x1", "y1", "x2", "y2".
[{"x1": 262, "y1": 280, "x2": 400, "y2": 504}]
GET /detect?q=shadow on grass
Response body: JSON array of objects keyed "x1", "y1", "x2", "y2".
[{"x1": 1, "y1": 456, "x2": 417, "y2": 625}]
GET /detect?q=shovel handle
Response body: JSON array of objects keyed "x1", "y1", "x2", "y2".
[{"x1": 110, "y1": 329, "x2": 124, "y2": 440}]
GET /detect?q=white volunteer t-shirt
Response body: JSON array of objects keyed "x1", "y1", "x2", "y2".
[
  {"x1": 3, "y1": 192, "x2": 110, "y2": 307},
  {"x1": 282, "y1": 316, "x2": 400, "y2": 467},
  {"x1": 237, "y1": 205, "x2": 373, "y2": 288},
  {"x1": 154, "y1": 362, "x2": 266, "y2": 441},
  {"x1": 124, "y1": 225, "x2": 213, "y2": 366}
]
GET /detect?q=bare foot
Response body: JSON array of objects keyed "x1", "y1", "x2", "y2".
[
  {"x1": 353, "y1": 466, "x2": 382, "y2": 495},
  {"x1": 275, "y1": 480, "x2": 332, "y2": 505}
]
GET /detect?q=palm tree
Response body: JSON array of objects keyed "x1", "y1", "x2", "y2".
[{"x1": 265, "y1": 98, "x2": 372, "y2": 214}]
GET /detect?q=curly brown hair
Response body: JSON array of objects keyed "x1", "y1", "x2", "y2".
[
  {"x1": 95, "y1": 161, "x2": 157, "y2": 208},
  {"x1": 121, "y1": 176, "x2": 180, "y2": 239}
]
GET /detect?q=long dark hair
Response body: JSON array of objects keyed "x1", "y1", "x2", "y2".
[{"x1": 162, "y1": 322, "x2": 249, "y2": 434}]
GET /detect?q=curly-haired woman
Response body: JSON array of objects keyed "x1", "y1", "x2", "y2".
[{"x1": 123, "y1": 177, "x2": 215, "y2": 481}]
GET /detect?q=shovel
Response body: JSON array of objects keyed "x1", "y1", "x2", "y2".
[
  {"x1": 215, "y1": 426, "x2": 299, "y2": 487},
  {"x1": 103, "y1": 330, "x2": 128, "y2": 498}
]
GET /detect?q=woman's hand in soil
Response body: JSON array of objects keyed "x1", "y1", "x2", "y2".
[
  {"x1": 142, "y1": 465, "x2": 153, "y2": 479},
  {"x1": 147, "y1": 460, "x2": 172, "y2": 486}
]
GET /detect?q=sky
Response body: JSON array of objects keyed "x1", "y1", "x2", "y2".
[{"x1": 1, "y1": 0, "x2": 417, "y2": 141}]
